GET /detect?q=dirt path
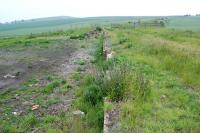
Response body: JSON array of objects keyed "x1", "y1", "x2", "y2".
[
  {"x1": 0, "y1": 41, "x2": 76, "y2": 89},
  {"x1": 58, "y1": 48, "x2": 91, "y2": 77},
  {"x1": 49, "y1": 47, "x2": 92, "y2": 114}
]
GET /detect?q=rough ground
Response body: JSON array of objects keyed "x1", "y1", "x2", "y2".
[
  {"x1": 49, "y1": 47, "x2": 93, "y2": 114},
  {"x1": 0, "y1": 32, "x2": 97, "y2": 132},
  {"x1": 0, "y1": 39, "x2": 77, "y2": 89}
]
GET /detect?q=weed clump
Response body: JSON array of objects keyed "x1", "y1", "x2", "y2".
[
  {"x1": 75, "y1": 60, "x2": 150, "y2": 132},
  {"x1": 42, "y1": 80, "x2": 61, "y2": 94},
  {"x1": 83, "y1": 84, "x2": 103, "y2": 105},
  {"x1": 70, "y1": 34, "x2": 86, "y2": 40},
  {"x1": 119, "y1": 37, "x2": 129, "y2": 44},
  {"x1": 95, "y1": 27, "x2": 102, "y2": 32},
  {"x1": 20, "y1": 114, "x2": 38, "y2": 131},
  {"x1": 78, "y1": 59, "x2": 85, "y2": 65}
]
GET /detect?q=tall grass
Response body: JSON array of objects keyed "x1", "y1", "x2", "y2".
[
  {"x1": 111, "y1": 27, "x2": 200, "y2": 87},
  {"x1": 107, "y1": 26, "x2": 200, "y2": 132},
  {"x1": 74, "y1": 56, "x2": 150, "y2": 132}
]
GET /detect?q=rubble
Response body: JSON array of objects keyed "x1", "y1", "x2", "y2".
[
  {"x1": 3, "y1": 74, "x2": 16, "y2": 79},
  {"x1": 31, "y1": 105, "x2": 40, "y2": 110}
]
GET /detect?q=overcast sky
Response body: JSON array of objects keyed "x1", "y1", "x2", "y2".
[{"x1": 0, "y1": 0, "x2": 200, "y2": 22}]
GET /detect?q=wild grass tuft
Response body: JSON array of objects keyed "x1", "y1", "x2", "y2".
[{"x1": 42, "y1": 80, "x2": 61, "y2": 94}]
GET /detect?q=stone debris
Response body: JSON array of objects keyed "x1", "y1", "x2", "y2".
[
  {"x1": 15, "y1": 96, "x2": 20, "y2": 100},
  {"x1": 72, "y1": 110, "x2": 85, "y2": 116},
  {"x1": 12, "y1": 112, "x2": 17, "y2": 115},
  {"x1": 31, "y1": 105, "x2": 40, "y2": 111},
  {"x1": 3, "y1": 74, "x2": 16, "y2": 79},
  {"x1": 28, "y1": 83, "x2": 39, "y2": 87},
  {"x1": 12, "y1": 111, "x2": 21, "y2": 116}
]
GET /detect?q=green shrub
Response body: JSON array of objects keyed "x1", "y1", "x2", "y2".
[
  {"x1": 70, "y1": 34, "x2": 86, "y2": 40},
  {"x1": 78, "y1": 59, "x2": 85, "y2": 65},
  {"x1": 94, "y1": 36, "x2": 104, "y2": 65},
  {"x1": 83, "y1": 85, "x2": 103, "y2": 106},
  {"x1": 125, "y1": 43, "x2": 133, "y2": 48},
  {"x1": 61, "y1": 79, "x2": 67, "y2": 84},
  {"x1": 95, "y1": 27, "x2": 102, "y2": 32},
  {"x1": 119, "y1": 37, "x2": 128, "y2": 44},
  {"x1": 59, "y1": 84, "x2": 71, "y2": 94},
  {"x1": 86, "y1": 104, "x2": 104, "y2": 129}
]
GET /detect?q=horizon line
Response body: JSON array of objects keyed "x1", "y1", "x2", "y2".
[{"x1": 1, "y1": 14, "x2": 199, "y2": 24}]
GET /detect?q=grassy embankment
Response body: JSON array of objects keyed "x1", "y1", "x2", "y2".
[{"x1": 73, "y1": 25, "x2": 200, "y2": 132}]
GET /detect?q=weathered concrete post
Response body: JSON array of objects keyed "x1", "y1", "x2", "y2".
[{"x1": 72, "y1": 110, "x2": 85, "y2": 133}]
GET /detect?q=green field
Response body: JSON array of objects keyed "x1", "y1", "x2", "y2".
[
  {"x1": 0, "y1": 16, "x2": 137, "y2": 36},
  {"x1": 107, "y1": 26, "x2": 200, "y2": 132},
  {"x1": 1, "y1": 16, "x2": 200, "y2": 37},
  {"x1": 0, "y1": 16, "x2": 200, "y2": 132},
  {"x1": 168, "y1": 16, "x2": 200, "y2": 31}
]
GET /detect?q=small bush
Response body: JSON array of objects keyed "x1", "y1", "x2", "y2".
[
  {"x1": 101, "y1": 63, "x2": 130, "y2": 101},
  {"x1": 125, "y1": 43, "x2": 133, "y2": 48},
  {"x1": 86, "y1": 104, "x2": 104, "y2": 129},
  {"x1": 78, "y1": 60, "x2": 85, "y2": 65},
  {"x1": 46, "y1": 75, "x2": 54, "y2": 81},
  {"x1": 61, "y1": 79, "x2": 67, "y2": 84},
  {"x1": 119, "y1": 38, "x2": 128, "y2": 44},
  {"x1": 95, "y1": 27, "x2": 102, "y2": 32},
  {"x1": 83, "y1": 85, "x2": 103, "y2": 106}
]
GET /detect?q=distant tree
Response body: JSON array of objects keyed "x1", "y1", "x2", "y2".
[
  {"x1": 95, "y1": 26, "x2": 102, "y2": 32},
  {"x1": 160, "y1": 20, "x2": 165, "y2": 27},
  {"x1": 128, "y1": 21, "x2": 132, "y2": 24}
]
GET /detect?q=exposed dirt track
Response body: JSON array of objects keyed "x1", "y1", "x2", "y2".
[
  {"x1": 0, "y1": 36, "x2": 94, "y2": 118},
  {"x1": 0, "y1": 39, "x2": 77, "y2": 89}
]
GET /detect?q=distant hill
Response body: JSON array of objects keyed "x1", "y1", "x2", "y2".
[
  {"x1": 0, "y1": 16, "x2": 77, "y2": 31},
  {"x1": 167, "y1": 16, "x2": 200, "y2": 31},
  {"x1": 0, "y1": 16, "x2": 139, "y2": 36},
  {"x1": 1, "y1": 16, "x2": 200, "y2": 37}
]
